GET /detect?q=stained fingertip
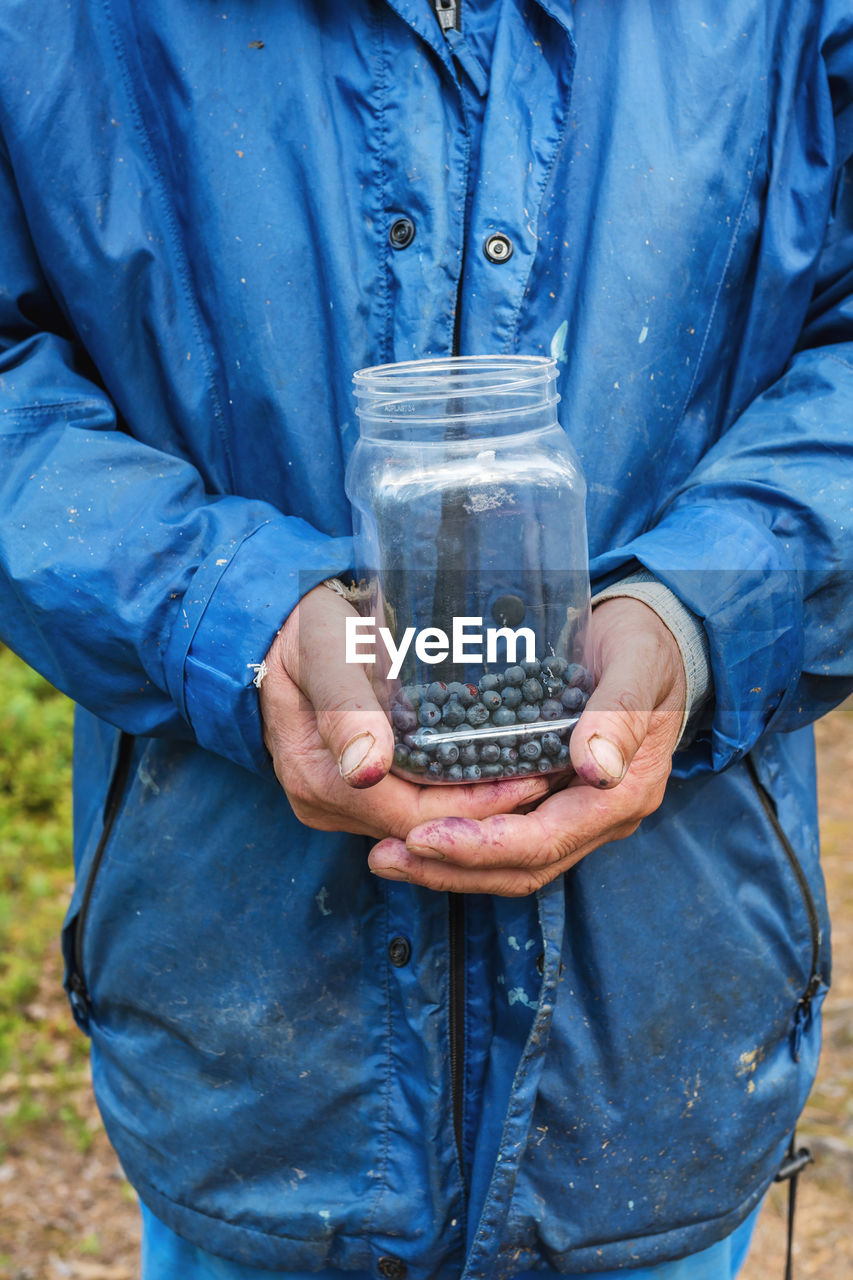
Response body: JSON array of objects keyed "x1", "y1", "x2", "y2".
[
  {"x1": 367, "y1": 837, "x2": 412, "y2": 881},
  {"x1": 571, "y1": 733, "x2": 628, "y2": 789},
  {"x1": 588, "y1": 735, "x2": 626, "y2": 781}
]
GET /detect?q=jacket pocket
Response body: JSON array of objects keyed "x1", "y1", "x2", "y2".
[
  {"x1": 744, "y1": 752, "x2": 825, "y2": 1062},
  {"x1": 63, "y1": 731, "x2": 136, "y2": 1031}
]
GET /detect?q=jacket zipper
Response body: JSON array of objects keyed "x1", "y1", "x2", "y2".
[
  {"x1": 433, "y1": 0, "x2": 460, "y2": 34},
  {"x1": 449, "y1": 893, "x2": 466, "y2": 1179},
  {"x1": 68, "y1": 732, "x2": 136, "y2": 1012},
  {"x1": 432, "y1": 0, "x2": 467, "y2": 1183},
  {"x1": 744, "y1": 754, "x2": 822, "y2": 1062}
]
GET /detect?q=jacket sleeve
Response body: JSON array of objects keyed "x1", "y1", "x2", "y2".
[
  {"x1": 591, "y1": 15, "x2": 853, "y2": 775},
  {"x1": 0, "y1": 146, "x2": 353, "y2": 775}
]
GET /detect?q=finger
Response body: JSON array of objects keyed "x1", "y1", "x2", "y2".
[
  {"x1": 368, "y1": 834, "x2": 617, "y2": 897},
  {"x1": 570, "y1": 597, "x2": 687, "y2": 789},
  {"x1": 338, "y1": 770, "x2": 554, "y2": 842},
  {"x1": 408, "y1": 772, "x2": 553, "y2": 825},
  {"x1": 278, "y1": 591, "x2": 395, "y2": 788},
  {"x1": 403, "y1": 782, "x2": 631, "y2": 869},
  {"x1": 568, "y1": 642, "x2": 664, "y2": 788}
]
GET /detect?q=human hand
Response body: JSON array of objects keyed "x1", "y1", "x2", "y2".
[
  {"x1": 258, "y1": 584, "x2": 552, "y2": 840},
  {"x1": 367, "y1": 596, "x2": 688, "y2": 894}
]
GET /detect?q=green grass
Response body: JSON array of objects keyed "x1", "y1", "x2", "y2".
[{"x1": 0, "y1": 643, "x2": 88, "y2": 1148}]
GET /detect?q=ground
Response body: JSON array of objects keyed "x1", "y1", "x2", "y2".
[{"x1": 1, "y1": 691, "x2": 851, "y2": 1279}]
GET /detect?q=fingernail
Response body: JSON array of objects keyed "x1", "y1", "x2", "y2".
[
  {"x1": 406, "y1": 843, "x2": 445, "y2": 859},
  {"x1": 588, "y1": 735, "x2": 625, "y2": 782},
  {"x1": 369, "y1": 865, "x2": 411, "y2": 882},
  {"x1": 339, "y1": 731, "x2": 375, "y2": 779}
]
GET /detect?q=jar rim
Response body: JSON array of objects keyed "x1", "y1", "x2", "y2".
[
  {"x1": 353, "y1": 355, "x2": 559, "y2": 426},
  {"x1": 354, "y1": 354, "x2": 557, "y2": 390}
]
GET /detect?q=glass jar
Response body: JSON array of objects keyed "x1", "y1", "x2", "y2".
[{"x1": 345, "y1": 355, "x2": 593, "y2": 784}]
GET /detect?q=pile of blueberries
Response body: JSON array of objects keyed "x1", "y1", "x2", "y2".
[{"x1": 389, "y1": 656, "x2": 593, "y2": 783}]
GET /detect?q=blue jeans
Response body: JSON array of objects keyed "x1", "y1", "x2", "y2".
[{"x1": 140, "y1": 1200, "x2": 761, "y2": 1280}]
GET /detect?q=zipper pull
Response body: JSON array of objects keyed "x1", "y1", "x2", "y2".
[
  {"x1": 433, "y1": 0, "x2": 458, "y2": 33},
  {"x1": 67, "y1": 971, "x2": 91, "y2": 1031},
  {"x1": 791, "y1": 974, "x2": 821, "y2": 1062}
]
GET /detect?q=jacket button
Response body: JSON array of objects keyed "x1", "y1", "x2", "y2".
[
  {"x1": 389, "y1": 217, "x2": 416, "y2": 249},
  {"x1": 483, "y1": 232, "x2": 513, "y2": 263},
  {"x1": 377, "y1": 1256, "x2": 407, "y2": 1279},
  {"x1": 388, "y1": 935, "x2": 412, "y2": 967}
]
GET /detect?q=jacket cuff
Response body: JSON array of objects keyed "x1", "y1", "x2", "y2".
[
  {"x1": 165, "y1": 516, "x2": 354, "y2": 774},
  {"x1": 591, "y1": 570, "x2": 712, "y2": 746}
]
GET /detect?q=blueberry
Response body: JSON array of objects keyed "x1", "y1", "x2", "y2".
[
  {"x1": 459, "y1": 743, "x2": 480, "y2": 766},
  {"x1": 542, "y1": 655, "x2": 568, "y2": 677},
  {"x1": 427, "y1": 761, "x2": 445, "y2": 780},
  {"x1": 541, "y1": 733, "x2": 562, "y2": 757},
  {"x1": 427, "y1": 681, "x2": 450, "y2": 707},
  {"x1": 442, "y1": 700, "x2": 467, "y2": 728},
  {"x1": 517, "y1": 761, "x2": 536, "y2": 774},
  {"x1": 540, "y1": 698, "x2": 563, "y2": 721},
  {"x1": 447, "y1": 681, "x2": 467, "y2": 699},
  {"x1": 408, "y1": 750, "x2": 429, "y2": 773},
  {"x1": 500, "y1": 685, "x2": 523, "y2": 709},
  {"x1": 491, "y1": 706, "x2": 517, "y2": 727},
  {"x1": 418, "y1": 701, "x2": 441, "y2": 727},
  {"x1": 522, "y1": 678, "x2": 543, "y2": 704},
  {"x1": 393, "y1": 743, "x2": 411, "y2": 767},
  {"x1": 458, "y1": 683, "x2": 480, "y2": 707},
  {"x1": 542, "y1": 675, "x2": 564, "y2": 699},
  {"x1": 480, "y1": 689, "x2": 502, "y2": 712},
  {"x1": 499, "y1": 746, "x2": 518, "y2": 766},
  {"x1": 463, "y1": 764, "x2": 482, "y2": 781},
  {"x1": 519, "y1": 739, "x2": 543, "y2": 761},
  {"x1": 479, "y1": 674, "x2": 501, "y2": 693},
  {"x1": 466, "y1": 703, "x2": 490, "y2": 727},
  {"x1": 400, "y1": 684, "x2": 422, "y2": 708},
  {"x1": 482, "y1": 763, "x2": 502, "y2": 778},
  {"x1": 521, "y1": 658, "x2": 541, "y2": 677},
  {"x1": 556, "y1": 745, "x2": 572, "y2": 767},
  {"x1": 502, "y1": 764, "x2": 518, "y2": 776},
  {"x1": 480, "y1": 743, "x2": 501, "y2": 764},
  {"x1": 560, "y1": 686, "x2": 586, "y2": 713},
  {"x1": 437, "y1": 741, "x2": 460, "y2": 766},
  {"x1": 418, "y1": 728, "x2": 439, "y2": 751},
  {"x1": 517, "y1": 703, "x2": 540, "y2": 724},
  {"x1": 446, "y1": 764, "x2": 464, "y2": 782},
  {"x1": 391, "y1": 703, "x2": 418, "y2": 732},
  {"x1": 503, "y1": 665, "x2": 525, "y2": 687},
  {"x1": 566, "y1": 663, "x2": 593, "y2": 692}
]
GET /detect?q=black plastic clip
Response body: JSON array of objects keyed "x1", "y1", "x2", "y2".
[
  {"x1": 774, "y1": 1146, "x2": 813, "y2": 1182},
  {"x1": 774, "y1": 1135, "x2": 813, "y2": 1280}
]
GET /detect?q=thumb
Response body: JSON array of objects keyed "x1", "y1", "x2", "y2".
[
  {"x1": 568, "y1": 655, "x2": 656, "y2": 789},
  {"x1": 313, "y1": 665, "x2": 397, "y2": 783},
  {"x1": 280, "y1": 592, "x2": 395, "y2": 789}
]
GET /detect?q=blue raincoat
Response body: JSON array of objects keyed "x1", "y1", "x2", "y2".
[{"x1": 1, "y1": 1, "x2": 851, "y2": 1276}]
